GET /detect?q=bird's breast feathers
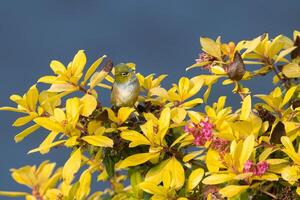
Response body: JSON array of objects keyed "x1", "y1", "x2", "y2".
[{"x1": 111, "y1": 80, "x2": 139, "y2": 107}]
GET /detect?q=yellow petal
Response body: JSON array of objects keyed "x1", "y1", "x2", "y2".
[
  {"x1": 14, "y1": 124, "x2": 40, "y2": 143},
  {"x1": 81, "y1": 135, "x2": 113, "y2": 147},
  {"x1": 121, "y1": 130, "x2": 150, "y2": 147},
  {"x1": 240, "y1": 95, "x2": 251, "y2": 120},
  {"x1": 63, "y1": 148, "x2": 81, "y2": 184},
  {"x1": 80, "y1": 94, "x2": 97, "y2": 117},
  {"x1": 219, "y1": 185, "x2": 249, "y2": 198},
  {"x1": 186, "y1": 168, "x2": 204, "y2": 191}
]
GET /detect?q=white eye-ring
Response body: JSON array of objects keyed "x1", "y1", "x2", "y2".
[{"x1": 122, "y1": 72, "x2": 129, "y2": 76}]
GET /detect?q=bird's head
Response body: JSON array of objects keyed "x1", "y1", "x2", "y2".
[{"x1": 114, "y1": 63, "x2": 136, "y2": 84}]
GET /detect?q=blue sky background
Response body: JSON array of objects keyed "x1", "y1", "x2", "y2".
[{"x1": 0, "y1": 0, "x2": 299, "y2": 195}]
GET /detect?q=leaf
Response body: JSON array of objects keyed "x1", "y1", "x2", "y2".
[
  {"x1": 120, "y1": 130, "x2": 150, "y2": 147},
  {"x1": 227, "y1": 52, "x2": 245, "y2": 81},
  {"x1": 139, "y1": 182, "x2": 167, "y2": 196},
  {"x1": 50, "y1": 60, "x2": 66, "y2": 75},
  {"x1": 181, "y1": 98, "x2": 203, "y2": 109},
  {"x1": 34, "y1": 117, "x2": 64, "y2": 132},
  {"x1": 72, "y1": 50, "x2": 87, "y2": 76},
  {"x1": 206, "y1": 149, "x2": 222, "y2": 172},
  {"x1": 267, "y1": 35, "x2": 285, "y2": 58},
  {"x1": 270, "y1": 121, "x2": 286, "y2": 144},
  {"x1": 76, "y1": 170, "x2": 92, "y2": 200},
  {"x1": 38, "y1": 131, "x2": 60, "y2": 154},
  {"x1": 117, "y1": 107, "x2": 135, "y2": 124},
  {"x1": 186, "y1": 168, "x2": 204, "y2": 191},
  {"x1": 63, "y1": 148, "x2": 81, "y2": 184},
  {"x1": 81, "y1": 135, "x2": 113, "y2": 147},
  {"x1": 130, "y1": 170, "x2": 143, "y2": 198},
  {"x1": 202, "y1": 173, "x2": 235, "y2": 185},
  {"x1": 90, "y1": 59, "x2": 113, "y2": 89},
  {"x1": 13, "y1": 115, "x2": 36, "y2": 127},
  {"x1": 275, "y1": 46, "x2": 297, "y2": 63},
  {"x1": 281, "y1": 166, "x2": 300, "y2": 184},
  {"x1": 158, "y1": 107, "x2": 171, "y2": 143},
  {"x1": 282, "y1": 63, "x2": 300, "y2": 78},
  {"x1": 219, "y1": 185, "x2": 249, "y2": 198},
  {"x1": 28, "y1": 140, "x2": 66, "y2": 154},
  {"x1": 80, "y1": 94, "x2": 97, "y2": 117},
  {"x1": 26, "y1": 85, "x2": 39, "y2": 111},
  {"x1": 281, "y1": 136, "x2": 300, "y2": 165},
  {"x1": 116, "y1": 152, "x2": 159, "y2": 169},
  {"x1": 240, "y1": 134, "x2": 255, "y2": 169},
  {"x1": 200, "y1": 37, "x2": 222, "y2": 60},
  {"x1": 280, "y1": 86, "x2": 297, "y2": 108},
  {"x1": 0, "y1": 191, "x2": 30, "y2": 197},
  {"x1": 166, "y1": 157, "x2": 185, "y2": 189},
  {"x1": 83, "y1": 55, "x2": 107, "y2": 84},
  {"x1": 14, "y1": 124, "x2": 40, "y2": 143},
  {"x1": 48, "y1": 83, "x2": 77, "y2": 93},
  {"x1": 171, "y1": 107, "x2": 187, "y2": 124},
  {"x1": 0, "y1": 107, "x2": 27, "y2": 113},
  {"x1": 240, "y1": 95, "x2": 251, "y2": 120}
]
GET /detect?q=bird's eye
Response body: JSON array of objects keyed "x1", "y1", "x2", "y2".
[{"x1": 122, "y1": 72, "x2": 129, "y2": 76}]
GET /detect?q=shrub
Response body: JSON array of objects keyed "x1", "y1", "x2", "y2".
[{"x1": 1, "y1": 31, "x2": 300, "y2": 199}]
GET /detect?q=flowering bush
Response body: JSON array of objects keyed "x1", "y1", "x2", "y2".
[{"x1": 1, "y1": 31, "x2": 300, "y2": 200}]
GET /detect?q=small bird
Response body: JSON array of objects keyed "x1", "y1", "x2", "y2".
[{"x1": 111, "y1": 63, "x2": 140, "y2": 108}]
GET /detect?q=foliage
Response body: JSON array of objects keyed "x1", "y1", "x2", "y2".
[{"x1": 1, "y1": 31, "x2": 300, "y2": 199}]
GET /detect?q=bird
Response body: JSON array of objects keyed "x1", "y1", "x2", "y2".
[{"x1": 111, "y1": 63, "x2": 140, "y2": 108}]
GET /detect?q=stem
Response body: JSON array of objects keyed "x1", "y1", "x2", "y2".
[
  {"x1": 265, "y1": 58, "x2": 289, "y2": 89},
  {"x1": 260, "y1": 189, "x2": 277, "y2": 199}
]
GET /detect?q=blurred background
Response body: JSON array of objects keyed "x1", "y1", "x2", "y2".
[{"x1": 0, "y1": 0, "x2": 299, "y2": 194}]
